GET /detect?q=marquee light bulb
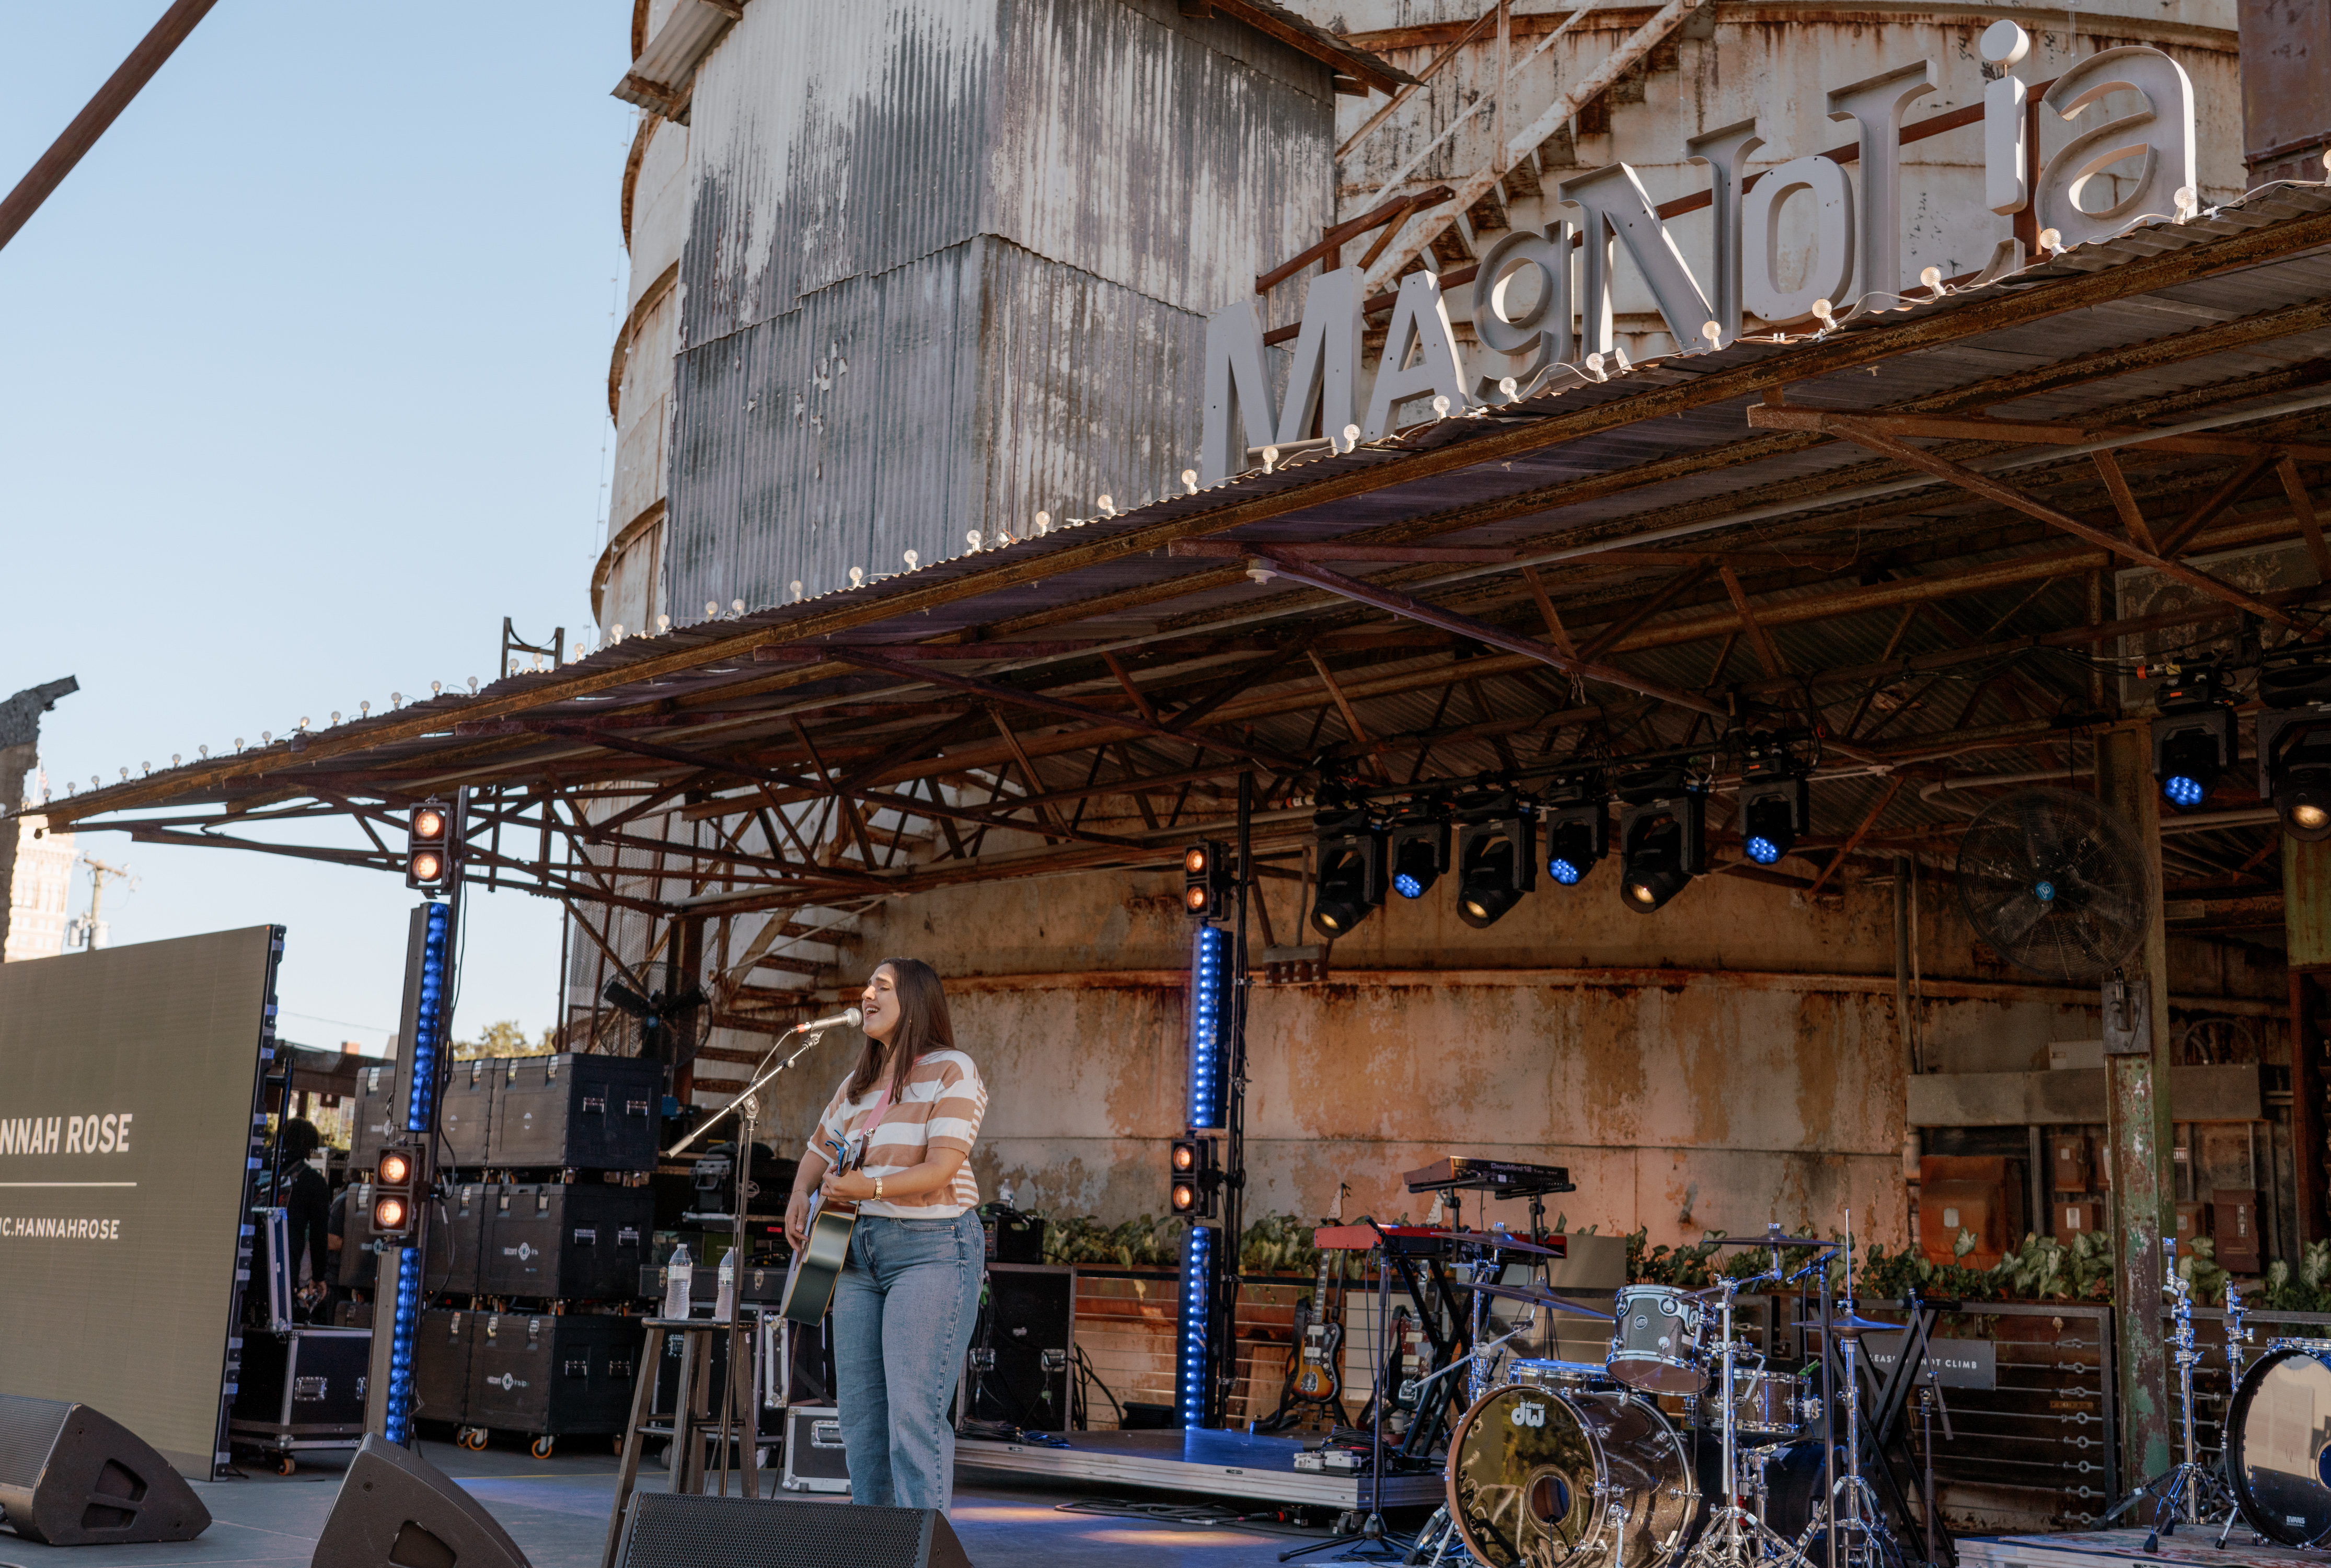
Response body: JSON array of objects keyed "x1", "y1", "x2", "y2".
[
  {"x1": 1920, "y1": 266, "x2": 1942, "y2": 292},
  {"x1": 849, "y1": 567, "x2": 865, "y2": 587},
  {"x1": 1182, "y1": 470, "x2": 1199, "y2": 493},
  {"x1": 706, "y1": 599, "x2": 720, "y2": 617},
  {"x1": 790, "y1": 581, "x2": 804, "y2": 600},
  {"x1": 732, "y1": 598, "x2": 745, "y2": 614},
  {"x1": 656, "y1": 615, "x2": 670, "y2": 633},
  {"x1": 903, "y1": 549, "x2": 919, "y2": 569}
]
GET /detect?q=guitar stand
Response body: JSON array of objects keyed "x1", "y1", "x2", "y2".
[{"x1": 1282, "y1": 1230, "x2": 1416, "y2": 1564}]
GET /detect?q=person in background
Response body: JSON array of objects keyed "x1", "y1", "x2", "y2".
[{"x1": 269, "y1": 1119, "x2": 332, "y2": 1319}]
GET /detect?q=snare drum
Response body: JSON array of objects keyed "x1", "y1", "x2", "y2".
[
  {"x1": 1699, "y1": 1365, "x2": 1808, "y2": 1438},
  {"x1": 1510, "y1": 1358, "x2": 1613, "y2": 1394},
  {"x1": 1608, "y1": 1285, "x2": 1709, "y2": 1393}
]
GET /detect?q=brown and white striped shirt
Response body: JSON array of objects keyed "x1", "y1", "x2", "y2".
[{"x1": 809, "y1": 1049, "x2": 987, "y2": 1219}]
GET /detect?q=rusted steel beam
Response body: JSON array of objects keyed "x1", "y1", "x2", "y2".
[
  {"x1": 820, "y1": 646, "x2": 1294, "y2": 769},
  {"x1": 1255, "y1": 187, "x2": 1453, "y2": 293},
  {"x1": 1255, "y1": 551, "x2": 1728, "y2": 718},
  {"x1": 2090, "y1": 449, "x2": 2160, "y2": 554},
  {"x1": 2096, "y1": 723, "x2": 2176, "y2": 1485},
  {"x1": 1746, "y1": 406, "x2": 2331, "y2": 461},
  {"x1": 0, "y1": 0, "x2": 220, "y2": 254},
  {"x1": 1804, "y1": 776, "x2": 1907, "y2": 899},
  {"x1": 1799, "y1": 416, "x2": 2313, "y2": 633},
  {"x1": 2280, "y1": 456, "x2": 2331, "y2": 581},
  {"x1": 2158, "y1": 451, "x2": 2280, "y2": 557},
  {"x1": 1168, "y1": 539, "x2": 1517, "y2": 562}
]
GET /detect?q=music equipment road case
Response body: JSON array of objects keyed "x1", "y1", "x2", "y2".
[
  {"x1": 230, "y1": 1328, "x2": 372, "y2": 1461},
  {"x1": 440, "y1": 1057, "x2": 494, "y2": 1167},
  {"x1": 466, "y1": 1313, "x2": 643, "y2": 1441},
  {"x1": 780, "y1": 1406, "x2": 851, "y2": 1493},
  {"x1": 424, "y1": 1182, "x2": 490, "y2": 1295},
  {"x1": 346, "y1": 1060, "x2": 402, "y2": 1172},
  {"x1": 487, "y1": 1054, "x2": 661, "y2": 1170},
  {"x1": 413, "y1": 1309, "x2": 476, "y2": 1426},
  {"x1": 963, "y1": 1263, "x2": 1075, "y2": 1432},
  {"x1": 338, "y1": 1183, "x2": 377, "y2": 1288},
  {"x1": 482, "y1": 1183, "x2": 654, "y2": 1299}
]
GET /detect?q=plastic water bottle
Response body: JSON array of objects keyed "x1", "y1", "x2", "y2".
[
  {"x1": 716, "y1": 1251, "x2": 736, "y2": 1319},
  {"x1": 664, "y1": 1244, "x2": 693, "y2": 1318}
]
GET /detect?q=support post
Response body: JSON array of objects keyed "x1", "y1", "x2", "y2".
[
  {"x1": 2282, "y1": 836, "x2": 2331, "y2": 1246},
  {"x1": 2095, "y1": 722, "x2": 2174, "y2": 1487}
]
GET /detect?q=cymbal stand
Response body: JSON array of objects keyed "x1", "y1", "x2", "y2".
[
  {"x1": 2106, "y1": 1238, "x2": 2237, "y2": 1549},
  {"x1": 1283, "y1": 1228, "x2": 1412, "y2": 1564},
  {"x1": 1809, "y1": 1218, "x2": 1900, "y2": 1568},
  {"x1": 1681, "y1": 1272, "x2": 1818, "y2": 1568},
  {"x1": 2214, "y1": 1283, "x2": 2255, "y2": 1549}
]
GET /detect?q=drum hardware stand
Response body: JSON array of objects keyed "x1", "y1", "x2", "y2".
[
  {"x1": 1680, "y1": 1270, "x2": 1822, "y2": 1568},
  {"x1": 2212, "y1": 1283, "x2": 2255, "y2": 1549},
  {"x1": 2105, "y1": 1239, "x2": 2238, "y2": 1551},
  {"x1": 1802, "y1": 1219, "x2": 1903, "y2": 1568},
  {"x1": 1915, "y1": 1384, "x2": 1951, "y2": 1568}
]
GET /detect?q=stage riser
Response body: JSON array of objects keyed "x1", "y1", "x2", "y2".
[{"x1": 953, "y1": 1437, "x2": 1444, "y2": 1509}]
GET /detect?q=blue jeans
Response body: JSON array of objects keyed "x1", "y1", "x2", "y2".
[{"x1": 832, "y1": 1211, "x2": 983, "y2": 1511}]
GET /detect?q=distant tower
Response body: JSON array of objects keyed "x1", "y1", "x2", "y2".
[{"x1": 0, "y1": 676, "x2": 78, "y2": 962}]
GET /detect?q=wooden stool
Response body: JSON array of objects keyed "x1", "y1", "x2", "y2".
[{"x1": 600, "y1": 1316, "x2": 762, "y2": 1568}]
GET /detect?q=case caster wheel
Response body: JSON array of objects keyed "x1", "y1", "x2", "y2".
[
  {"x1": 276, "y1": 1456, "x2": 297, "y2": 1477},
  {"x1": 530, "y1": 1436, "x2": 555, "y2": 1460},
  {"x1": 614, "y1": 1436, "x2": 626, "y2": 1457},
  {"x1": 460, "y1": 1427, "x2": 488, "y2": 1451}
]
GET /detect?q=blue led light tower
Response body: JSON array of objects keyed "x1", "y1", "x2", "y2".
[
  {"x1": 1175, "y1": 1222, "x2": 1213, "y2": 1429},
  {"x1": 1186, "y1": 924, "x2": 1227, "y2": 1131}
]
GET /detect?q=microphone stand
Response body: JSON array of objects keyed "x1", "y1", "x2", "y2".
[{"x1": 667, "y1": 1019, "x2": 844, "y2": 1498}]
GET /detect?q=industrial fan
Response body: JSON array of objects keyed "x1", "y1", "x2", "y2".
[
  {"x1": 602, "y1": 977, "x2": 707, "y2": 1063},
  {"x1": 1955, "y1": 789, "x2": 2149, "y2": 984}
]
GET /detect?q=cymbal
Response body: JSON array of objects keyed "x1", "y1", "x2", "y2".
[
  {"x1": 1808, "y1": 1312, "x2": 1900, "y2": 1333},
  {"x1": 1426, "y1": 1229, "x2": 1564, "y2": 1257},
  {"x1": 1712, "y1": 1233, "x2": 1837, "y2": 1249},
  {"x1": 1462, "y1": 1280, "x2": 1616, "y2": 1321}
]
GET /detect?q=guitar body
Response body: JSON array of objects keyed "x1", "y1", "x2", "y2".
[
  {"x1": 780, "y1": 1194, "x2": 858, "y2": 1324},
  {"x1": 1288, "y1": 1249, "x2": 1344, "y2": 1407}
]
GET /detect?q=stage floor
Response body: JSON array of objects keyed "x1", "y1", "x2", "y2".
[
  {"x1": 955, "y1": 1427, "x2": 1448, "y2": 1509},
  {"x1": 1958, "y1": 1527, "x2": 2314, "y2": 1568},
  {"x1": 0, "y1": 1438, "x2": 1362, "y2": 1568}
]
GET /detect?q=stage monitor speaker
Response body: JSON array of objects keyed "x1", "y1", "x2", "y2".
[
  {"x1": 618, "y1": 1493, "x2": 969, "y2": 1568},
  {"x1": 312, "y1": 1434, "x2": 530, "y2": 1568},
  {"x1": 0, "y1": 1392, "x2": 211, "y2": 1545}
]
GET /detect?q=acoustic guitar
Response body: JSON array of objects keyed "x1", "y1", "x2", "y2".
[{"x1": 780, "y1": 1133, "x2": 861, "y2": 1325}]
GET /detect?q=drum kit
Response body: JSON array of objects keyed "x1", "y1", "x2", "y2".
[{"x1": 1427, "y1": 1222, "x2": 1908, "y2": 1568}]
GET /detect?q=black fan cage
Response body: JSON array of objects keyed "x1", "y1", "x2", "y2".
[{"x1": 1955, "y1": 788, "x2": 2149, "y2": 984}]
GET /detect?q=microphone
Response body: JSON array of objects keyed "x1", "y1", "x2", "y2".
[{"x1": 792, "y1": 1006, "x2": 864, "y2": 1034}]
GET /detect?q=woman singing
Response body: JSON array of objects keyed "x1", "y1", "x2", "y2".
[{"x1": 786, "y1": 959, "x2": 988, "y2": 1512}]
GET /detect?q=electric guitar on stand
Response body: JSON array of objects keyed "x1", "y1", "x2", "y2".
[{"x1": 1289, "y1": 1184, "x2": 1347, "y2": 1417}]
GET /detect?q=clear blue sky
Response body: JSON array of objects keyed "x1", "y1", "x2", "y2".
[{"x1": 2, "y1": 2, "x2": 633, "y2": 1051}]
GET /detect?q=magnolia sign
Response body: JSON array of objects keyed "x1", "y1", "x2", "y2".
[{"x1": 1202, "y1": 24, "x2": 2200, "y2": 483}]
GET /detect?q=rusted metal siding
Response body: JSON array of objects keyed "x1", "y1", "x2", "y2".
[{"x1": 660, "y1": 0, "x2": 1334, "y2": 615}]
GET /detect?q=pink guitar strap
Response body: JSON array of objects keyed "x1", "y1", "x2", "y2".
[{"x1": 854, "y1": 1083, "x2": 895, "y2": 1167}]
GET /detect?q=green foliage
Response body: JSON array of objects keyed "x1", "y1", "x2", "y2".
[
  {"x1": 1040, "y1": 1214, "x2": 1185, "y2": 1268},
  {"x1": 2264, "y1": 1240, "x2": 2331, "y2": 1311},
  {"x1": 1634, "y1": 1228, "x2": 2132, "y2": 1305},
  {"x1": 453, "y1": 1020, "x2": 556, "y2": 1060}
]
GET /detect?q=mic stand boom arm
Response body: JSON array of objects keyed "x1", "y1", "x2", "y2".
[{"x1": 664, "y1": 1025, "x2": 832, "y2": 1161}]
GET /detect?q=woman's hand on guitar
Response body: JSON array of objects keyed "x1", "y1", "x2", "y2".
[
  {"x1": 784, "y1": 1190, "x2": 812, "y2": 1249},
  {"x1": 823, "y1": 1170, "x2": 878, "y2": 1203}
]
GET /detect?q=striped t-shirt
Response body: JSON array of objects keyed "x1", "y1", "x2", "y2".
[{"x1": 809, "y1": 1048, "x2": 987, "y2": 1218}]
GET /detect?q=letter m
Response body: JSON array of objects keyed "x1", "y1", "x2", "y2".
[{"x1": 1198, "y1": 268, "x2": 1366, "y2": 486}]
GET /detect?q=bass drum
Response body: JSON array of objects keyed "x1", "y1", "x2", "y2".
[
  {"x1": 2228, "y1": 1341, "x2": 2331, "y2": 1544},
  {"x1": 1448, "y1": 1382, "x2": 1701, "y2": 1568}
]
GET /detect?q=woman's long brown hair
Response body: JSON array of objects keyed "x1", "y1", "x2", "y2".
[{"x1": 845, "y1": 958, "x2": 956, "y2": 1099}]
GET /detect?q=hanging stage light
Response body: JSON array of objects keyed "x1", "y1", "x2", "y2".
[
  {"x1": 1541, "y1": 783, "x2": 1607, "y2": 887},
  {"x1": 2258, "y1": 656, "x2": 2331, "y2": 841},
  {"x1": 1617, "y1": 768, "x2": 1707, "y2": 914},
  {"x1": 1736, "y1": 748, "x2": 1809, "y2": 866},
  {"x1": 1454, "y1": 795, "x2": 1536, "y2": 928},
  {"x1": 1310, "y1": 810, "x2": 1387, "y2": 937},
  {"x1": 2150, "y1": 668, "x2": 2234, "y2": 813},
  {"x1": 1386, "y1": 805, "x2": 1450, "y2": 900}
]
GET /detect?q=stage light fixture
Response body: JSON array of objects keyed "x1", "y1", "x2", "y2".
[
  {"x1": 1617, "y1": 769, "x2": 1707, "y2": 914},
  {"x1": 1453, "y1": 795, "x2": 1536, "y2": 928},
  {"x1": 1736, "y1": 750, "x2": 1809, "y2": 866},
  {"x1": 2260, "y1": 706, "x2": 2331, "y2": 842},
  {"x1": 1310, "y1": 810, "x2": 1387, "y2": 936},
  {"x1": 1186, "y1": 925, "x2": 1229, "y2": 1131},
  {"x1": 377, "y1": 1150, "x2": 412, "y2": 1186},
  {"x1": 372, "y1": 1143, "x2": 417, "y2": 1242},
  {"x1": 1168, "y1": 1136, "x2": 1219, "y2": 1219},
  {"x1": 1541, "y1": 785, "x2": 1606, "y2": 887},
  {"x1": 405, "y1": 798, "x2": 456, "y2": 893},
  {"x1": 1182, "y1": 841, "x2": 1232, "y2": 921},
  {"x1": 2151, "y1": 668, "x2": 2234, "y2": 813},
  {"x1": 1176, "y1": 1223, "x2": 1213, "y2": 1428},
  {"x1": 1386, "y1": 807, "x2": 1449, "y2": 900}
]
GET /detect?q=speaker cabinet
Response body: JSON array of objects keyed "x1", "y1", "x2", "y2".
[
  {"x1": 965, "y1": 1263, "x2": 1074, "y2": 1432},
  {"x1": 617, "y1": 1492, "x2": 969, "y2": 1568},
  {"x1": 0, "y1": 1392, "x2": 211, "y2": 1544},
  {"x1": 313, "y1": 1434, "x2": 529, "y2": 1568}
]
